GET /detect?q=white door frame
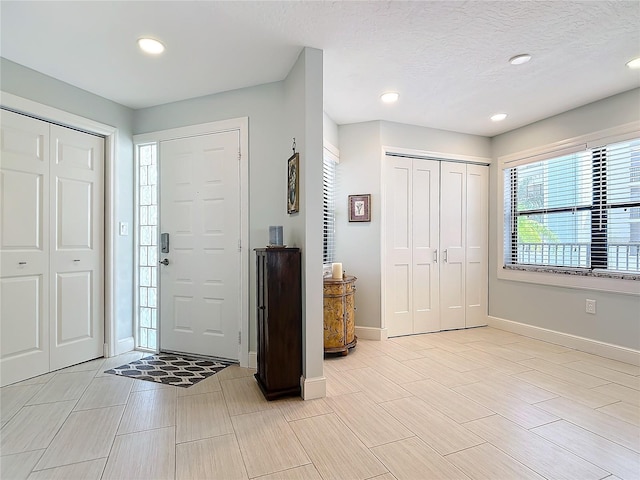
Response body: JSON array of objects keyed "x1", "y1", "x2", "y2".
[
  {"x1": 134, "y1": 118, "x2": 249, "y2": 367},
  {"x1": 1, "y1": 91, "x2": 120, "y2": 357}
]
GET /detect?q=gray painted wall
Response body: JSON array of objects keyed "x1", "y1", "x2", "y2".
[
  {"x1": 283, "y1": 47, "x2": 325, "y2": 384},
  {"x1": 323, "y1": 112, "x2": 339, "y2": 148},
  {"x1": 489, "y1": 89, "x2": 640, "y2": 350},
  {"x1": 1, "y1": 57, "x2": 136, "y2": 348}
]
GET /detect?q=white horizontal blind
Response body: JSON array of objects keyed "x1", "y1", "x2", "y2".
[
  {"x1": 504, "y1": 138, "x2": 640, "y2": 273},
  {"x1": 602, "y1": 140, "x2": 640, "y2": 271},
  {"x1": 323, "y1": 152, "x2": 337, "y2": 264}
]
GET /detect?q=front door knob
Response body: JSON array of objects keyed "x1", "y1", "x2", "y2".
[{"x1": 159, "y1": 258, "x2": 170, "y2": 266}]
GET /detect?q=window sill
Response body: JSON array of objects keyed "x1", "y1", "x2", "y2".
[{"x1": 498, "y1": 264, "x2": 640, "y2": 296}]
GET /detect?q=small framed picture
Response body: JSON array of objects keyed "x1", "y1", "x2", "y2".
[
  {"x1": 348, "y1": 194, "x2": 371, "y2": 222},
  {"x1": 287, "y1": 153, "x2": 299, "y2": 214}
]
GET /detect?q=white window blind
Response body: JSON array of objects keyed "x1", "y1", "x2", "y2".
[
  {"x1": 504, "y1": 138, "x2": 640, "y2": 273},
  {"x1": 323, "y1": 149, "x2": 337, "y2": 264}
]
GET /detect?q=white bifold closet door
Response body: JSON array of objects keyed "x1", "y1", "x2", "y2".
[
  {"x1": 440, "y1": 162, "x2": 488, "y2": 330},
  {"x1": 384, "y1": 155, "x2": 488, "y2": 337},
  {"x1": 385, "y1": 158, "x2": 440, "y2": 337},
  {"x1": 0, "y1": 110, "x2": 104, "y2": 386}
]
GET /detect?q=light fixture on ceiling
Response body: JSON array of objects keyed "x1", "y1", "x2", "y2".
[
  {"x1": 626, "y1": 57, "x2": 640, "y2": 69},
  {"x1": 491, "y1": 113, "x2": 507, "y2": 122},
  {"x1": 509, "y1": 54, "x2": 532, "y2": 65},
  {"x1": 138, "y1": 37, "x2": 165, "y2": 55},
  {"x1": 380, "y1": 92, "x2": 399, "y2": 103}
]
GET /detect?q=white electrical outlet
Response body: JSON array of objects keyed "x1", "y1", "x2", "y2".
[{"x1": 585, "y1": 299, "x2": 596, "y2": 314}]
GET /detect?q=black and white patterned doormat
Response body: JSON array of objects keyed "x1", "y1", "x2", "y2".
[{"x1": 105, "y1": 354, "x2": 233, "y2": 388}]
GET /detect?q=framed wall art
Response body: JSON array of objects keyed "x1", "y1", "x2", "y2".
[
  {"x1": 348, "y1": 194, "x2": 371, "y2": 222},
  {"x1": 287, "y1": 152, "x2": 299, "y2": 214}
]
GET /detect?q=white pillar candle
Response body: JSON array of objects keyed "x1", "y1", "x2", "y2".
[{"x1": 332, "y1": 262, "x2": 343, "y2": 279}]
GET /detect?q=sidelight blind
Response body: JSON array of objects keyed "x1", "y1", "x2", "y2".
[
  {"x1": 323, "y1": 147, "x2": 337, "y2": 264},
  {"x1": 503, "y1": 138, "x2": 640, "y2": 273}
]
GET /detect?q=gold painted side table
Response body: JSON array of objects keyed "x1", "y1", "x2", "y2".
[{"x1": 323, "y1": 275, "x2": 357, "y2": 355}]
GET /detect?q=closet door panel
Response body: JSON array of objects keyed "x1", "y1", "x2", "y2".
[
  {"x1": 0, "y1": 111, "x2": 50, "y2": 386},
  {"x1": 465, "y1": 164, "x2": 488, "y2": 327},
  {"x1": 440, "y1": 163, "x2": 466, "y2": 330},
  {"x1": 49, "y1": 125, "x2": 104, "y2": 371},
  {"x1": 412, "y1": 160, "x2": 440, "y2": 333},
  {"x1": 385, "y1": 158, "x2": 413, "y2": 336}
]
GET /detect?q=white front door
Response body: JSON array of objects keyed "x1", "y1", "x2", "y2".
[
  {"x1": 49, "y1": 125, "x2": 104, "y2": 370},
  {"x1": 0, "y1": 111, "x2": 51, "y2": 385},
  {"x1": 159, "y1": 130, "x2": 241, "y2": 360}
]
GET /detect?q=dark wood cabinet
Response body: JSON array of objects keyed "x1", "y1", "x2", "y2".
[{"x1": 254, "y1": 247, "x2": 302, "y2": 400}]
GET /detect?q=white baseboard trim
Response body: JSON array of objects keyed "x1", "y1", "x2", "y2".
[
  {"x1": 301, "y1": 375, "x2": 326, "y2": 400},
  {"x1": 248, "y1": 351, "x2": 257, "y2": 369},
  {"x1": 114, "y1": 337, "x2": 135, "y2": 357},
  {"x1": 488, "y1": 316, "x2": 640, "y2": 366},
  {"x1": 355, "y1": 326, "x2": 388, "y2": 341}
]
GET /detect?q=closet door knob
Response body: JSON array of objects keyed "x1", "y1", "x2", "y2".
[{"x1": 18, "y1": 261, "x2": 27, "y2": 265}]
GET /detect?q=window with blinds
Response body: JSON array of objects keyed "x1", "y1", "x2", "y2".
[
  {"x1": 503, "y1": 138, "x2": 640, "y2": 273},
  {"x1": 323, "y1": 150, "x2": 337, "y2": 264}
]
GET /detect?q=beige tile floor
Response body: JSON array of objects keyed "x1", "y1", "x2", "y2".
[{"x1": 1, "y1": 326, "x2": 639, "y2": 480}]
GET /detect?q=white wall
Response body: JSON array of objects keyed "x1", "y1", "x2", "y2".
[
  {"x1": 335, "y1": 120, "x2": 492, "y2": 330},
  {"x1": 323, "y1": 111, "x2": 339, "y2": 148},
  {"x1": 380, "y1": 121, "x2": 491, "y2": 159},
  {"x1": 283, "y1": 47, "x2": 325, "y2": 397},
  {"x1": 1, "y1": 57, "x2": 136, "y2": 351},
  {"x1": 490, "y1": 89, "x2": 640, "y2": 350},
  {"x1": 335, "y1": 122, "x2": 382, "y2": 328}
]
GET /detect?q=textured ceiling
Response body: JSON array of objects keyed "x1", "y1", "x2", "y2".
[{"x1": 1, "y1": 1, "x2": 639, "y2": 136}]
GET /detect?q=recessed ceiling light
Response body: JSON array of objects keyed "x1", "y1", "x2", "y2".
[
  {"x1": 138, "y1": 37, "x2": 165, "y2": 55},
  {"x1": 491, "y1": 113, "x2": 507, "y2": 122},
  {"x1": 380, "y1": 92, "x2": 399, "y2": 103},
  {"x1": 626, "y1": 57, "x2": 640, "y2": 69},
  {"x1": 509, "y1": 54, "x2": 532, "y2": 65}
]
